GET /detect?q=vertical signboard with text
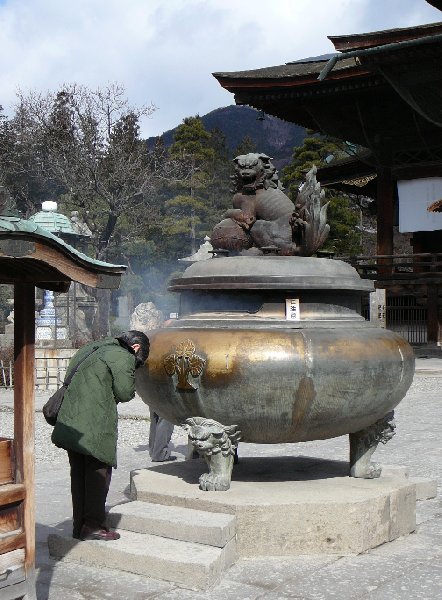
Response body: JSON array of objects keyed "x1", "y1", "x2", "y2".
[{"x1": 285, "y1": 298, "x2": 300, "y2": 321}]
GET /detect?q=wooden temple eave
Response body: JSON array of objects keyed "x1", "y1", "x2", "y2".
[
  {"x1": 319, "y1": 30, "x2": 442, "y2": 81},
  {"x1": 217, "y1": 32, "x2": 442, "y2": 102},
  {"x1": 0, "y1": 235, "x2": 125, "y2": 290},
  {"x1": 235, "y1": 78, "x2": 383, "y2": 108},
  {"x1": 220, "y1": 69, "x2": 379, "y2": 100},
  {"x1": 317, "y1": 154, "x2": 442, "y2": 198},
  {"x1": 329, "y1": 22, "x2": 442, "y2": 52}
]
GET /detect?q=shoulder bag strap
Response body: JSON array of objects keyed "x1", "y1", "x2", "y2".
[{"x1": 64, "y1": 346, "x2": 100, "y2": 387}]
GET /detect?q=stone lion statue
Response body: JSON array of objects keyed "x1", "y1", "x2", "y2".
[
  {"x1": 183, "y1": 417, "x2": 241, "y2": 491},
  {"x1": 211, "y1": 153, "x2": 329, "y2": 256}
]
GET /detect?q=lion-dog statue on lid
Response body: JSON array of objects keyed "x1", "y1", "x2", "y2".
[{"x1": 211, "y1": 152, "x2": 329, "y2": 256}]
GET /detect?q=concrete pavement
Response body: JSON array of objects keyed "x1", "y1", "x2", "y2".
[{"x1": 0, "y1": 355, "x2": 441, "y2": 599}]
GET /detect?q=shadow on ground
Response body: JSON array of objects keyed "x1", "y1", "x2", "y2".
[{"x1": 147, "y1": 455, "x2": 350, "y2": 485}]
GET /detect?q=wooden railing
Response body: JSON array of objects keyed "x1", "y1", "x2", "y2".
[
  {"x1": 0, "y1": 359, "x2": 13, "y2": 388},
  {"x1": 344, "y1": 253, "x2": 442, "y2": 280},
  {"x1": 0, "y1": 357, "x2": 70, "y2": 390}
]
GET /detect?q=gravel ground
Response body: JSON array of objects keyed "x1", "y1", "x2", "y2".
[{"x1": 0, "y1": 400, "x2": 188, "y2": 465}]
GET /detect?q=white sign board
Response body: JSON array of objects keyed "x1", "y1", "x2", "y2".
[
  {"x1": 398, "y1": 178, "x2": 442, "y2": 232},
  {"x1": 369, "y1": 289, "x2": 386, "y2": 328},
  {"x1": 285, "y1": 298, "x2": 300, "y2": 321}
]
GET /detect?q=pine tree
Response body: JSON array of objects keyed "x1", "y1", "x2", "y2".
[
  {"x1": 283, "y1": 134, "x2": 361, "y2": 256},
  {"x1": 233, "y1": 135, "x2": 257, "y2": 157},
  {"x1": 164, "y1": 116, "x2": 230, "y2": 255}
]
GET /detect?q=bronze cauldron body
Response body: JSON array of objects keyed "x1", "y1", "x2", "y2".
[
  {"x1": 136, "y1": 256, "x2": 414, "y2": 444},
  {"x1": 137, "y1": 256, "x2": 414, "y2": 490}
]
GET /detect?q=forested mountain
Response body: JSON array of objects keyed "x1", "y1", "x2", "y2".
[{"x1": 147, "y1": 105, "x2": 306, "y2": 169}]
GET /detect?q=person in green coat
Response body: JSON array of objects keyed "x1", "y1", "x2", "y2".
[{"x1": 52, "y1": 330, "x2": 149, "y2": 541}]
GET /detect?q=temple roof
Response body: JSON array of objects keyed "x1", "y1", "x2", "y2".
[
  {"x1": 214, "y1": 22, "x2": 442, "y2": 172},
  {"x1": 29, "y1": 209, "x2": 77, "y2": 235},
  {"x1": 315, "y1": 152, "x2": 378, "y2": 197},
  {"x1": 214, "y1": 55, "x2": 357, "y2": 84},
  {"x1": 29, "y1": 201, "x2": 92, "y2": 238},
  {"x1": 329, "y1": 22, "x2": 442, "y2": 51}
]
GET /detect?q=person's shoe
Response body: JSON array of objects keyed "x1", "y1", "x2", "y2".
[
  {"x1": 79, "y1": 526, "x2": 120, "y2": 541},
  {"x1": 151, "y1": 455, "x2": 177, "y2": 462}
]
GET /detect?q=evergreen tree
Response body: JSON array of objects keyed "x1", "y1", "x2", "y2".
[
  {"x1": 283, "y1": 134, "x2": 361, "y2": 256},
  {"x1": 233, "y1": 134, "x2": 257, "y2": 157},
  {"x1": 164, "y1": 116, "x2": 231, "y2": 256},
  {"x1": 282, "y1": 134, "x2": 343, "y2": 199},
  {"x1": 0, "y1": 104, "x2": 56, "y2": 215},
  {"x1": 206, "y1": 127, "x2": 232, "y2": 216}
]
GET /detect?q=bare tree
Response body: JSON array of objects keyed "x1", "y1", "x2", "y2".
[{"x1": 10, "y1": 83, "x2": 166, "y2": 259}]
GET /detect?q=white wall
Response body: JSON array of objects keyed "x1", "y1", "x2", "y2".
[{"x1": 398, "y1": 178, "x2": 442, "y2": 233}]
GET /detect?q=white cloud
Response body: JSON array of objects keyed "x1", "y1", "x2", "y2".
[{"x1": 0, "y1": 0, "x2": 439, "y2": 136}]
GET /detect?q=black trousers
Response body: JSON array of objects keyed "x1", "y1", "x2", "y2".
[{"x1": 67, "y1": 450, "x2": 112, "y2": 536}]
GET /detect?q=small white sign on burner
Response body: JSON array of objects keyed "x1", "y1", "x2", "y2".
[{"x1": 285, "y1": 298, "x2": 300, "y2": 321}]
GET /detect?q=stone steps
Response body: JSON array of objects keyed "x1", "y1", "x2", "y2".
[
  {"x1": 107, "y1": 500, "x2": 236, "y2": 547},
  {"x1": 47, "y1": 501, "x2": 237, "y2": 591}
]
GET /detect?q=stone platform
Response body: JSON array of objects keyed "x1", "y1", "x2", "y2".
[
  {"x1": 130, "y1": 456, "x2": 420, "y2": 557},
  {"x1": 46, "y1": 453, "x2": 436, "y2": 590}
]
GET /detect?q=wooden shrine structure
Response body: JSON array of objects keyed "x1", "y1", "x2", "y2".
[
  {"x1": 214, "y1": 15, "x2": 442, "y2": 344},
  {"x1": 0, "y1": 213, "x2": 125, "y2": 599}
]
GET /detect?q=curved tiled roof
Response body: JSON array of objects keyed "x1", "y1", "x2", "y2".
[
  {"x1": 0, "y1": 215, "x2": 126, "y2": 290},
  {"x1": 213, "y1": 56, "x2": 357, "y2": 83},
  {"x1": 29, "y1": 209, "x2": 77, "y2": 235}
]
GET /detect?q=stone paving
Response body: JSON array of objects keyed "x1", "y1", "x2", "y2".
[{"x1": 0, "y1": 356, "x2": 441, "y2": 599}]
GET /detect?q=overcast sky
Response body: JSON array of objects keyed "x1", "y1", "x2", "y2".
[{"x1": 0, "y1": 0, "x2": 440, "y2": 137}]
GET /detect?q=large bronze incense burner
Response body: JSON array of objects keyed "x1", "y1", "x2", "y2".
[{"x1": 136, "y1": 155, "x2": 414, "y2": 491}]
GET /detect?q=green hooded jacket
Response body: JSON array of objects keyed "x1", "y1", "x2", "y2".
[{"x1": 51, "y1": 337, "x2": 136, "y2": 467}]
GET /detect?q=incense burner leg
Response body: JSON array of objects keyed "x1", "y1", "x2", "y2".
[
  {"x1": 349, "y1": 411, "x2": 396, "y2": 479},
  {"x1": 183, "y1": 417, "x2": 241, "y2": 491}
]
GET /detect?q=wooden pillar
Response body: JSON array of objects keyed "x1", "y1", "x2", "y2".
[
  {"x1": 377, "y1": 170, "x2": 394, "y2": 274},
  {"x1": 14, "y1": 283, "x2": 36, "y2": 576},
  {"x1": 426, "y1": 284, "x2": 441, "y2": 344},
  {"x1": 411, "y1": 232, "x2": 425, "y2": 273}
]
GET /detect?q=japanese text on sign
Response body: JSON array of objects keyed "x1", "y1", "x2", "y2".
[
  {"x1": 285, "y1": 298, "x2": 300, "y2": 321},
  {"x1": 377, "y1": 304, "x2": 386, "y2": 321}
]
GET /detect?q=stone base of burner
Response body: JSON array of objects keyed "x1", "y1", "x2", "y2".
[{"x1": 130, "y1": 456, "x2": 424, "y2": 557}]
